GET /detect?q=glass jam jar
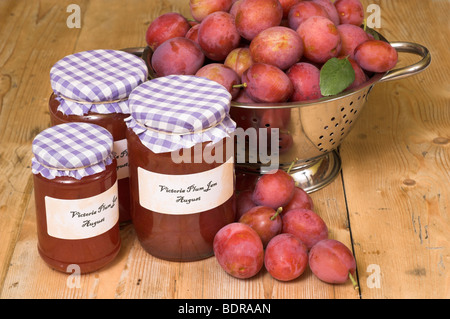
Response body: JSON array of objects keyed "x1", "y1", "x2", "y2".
[
  {"x1": 125, "y1": 75, "x2": 237, "y2": 261},
  {"x1": 49, "y1": 49, "x2": 148, "y2": 224},
  {"x1": 32, "y1": 122, "x2": 121, "y2": 274}
]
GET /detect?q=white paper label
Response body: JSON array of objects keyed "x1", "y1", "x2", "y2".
[
  {"x1": 138, "y1": 157, "x2": 234, "y2": 215},
  {"x1": 45, "y1": 181, "x2": 119, "y2": 239},
  {"x1": 113, "y1": 139, "x2": 129, "y2": 180}
]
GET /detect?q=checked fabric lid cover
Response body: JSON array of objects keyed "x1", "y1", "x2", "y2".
[
  {"x1": 50, "y1": 49, "x2": 148, "y2": 116},
  {"x1": 31, "y1": 122, "x2": 115, "y2": 180},
  {"x1": 125, "y1": 75, "x2": 237, "y2": 153}
]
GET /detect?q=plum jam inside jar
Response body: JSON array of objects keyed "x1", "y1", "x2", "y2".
[
  {"x1": 125, "y1": 75, "x2": 237, "y2": 261},
  {"x1": 31, "y1": 122, "x2": 121, "y2": 274},
  {"x1": 48, "y1": 49, "x2": 148, "y2": 224}
]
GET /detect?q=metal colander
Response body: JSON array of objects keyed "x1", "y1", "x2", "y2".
[
  {"x1": 129, "y1": 30, "x2": 430, "y2": 193},
  {"x1": 229, "y1": 40, "x2": 431, "y2": 192}
]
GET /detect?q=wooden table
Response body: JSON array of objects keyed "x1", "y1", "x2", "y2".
[{"x1": 0, "y1": 0, "x2": 448, "y2": 300}]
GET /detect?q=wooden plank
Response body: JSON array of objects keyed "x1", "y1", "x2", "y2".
[
  {"x1": 1, "y1": 0, "x2": 447, "y2": 300},
  {"x1": 0, "y1": 143, "x2": 34, "y2": 290},
  {"x1": 0, "y1": 0, "x2": 344, "y2": 299},
  {"x1": 1, "y1": 174, "x2": 358, "y2": 299},
  {"x1": 69, "y1": 0, "x2": 194, "y2": 52},
  {"x1": 0, "y1": 0, "x2": 88, "y2": 291},
  {"x1": 341, "y1": 0, "x2": 450, "y2": 298}
]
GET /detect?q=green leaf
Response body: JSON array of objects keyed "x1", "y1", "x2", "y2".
[
  {"x1": 319, "y1": 57, "x2": 355, "y2": 96},
  {"x1": 365, "y1": 28, "x2": 380, "y2": 40}
]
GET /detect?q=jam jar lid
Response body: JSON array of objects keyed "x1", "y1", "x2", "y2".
[
  {"x1": 50, "y1": 49, "x2": 148, "y2": 116},
  {"x1": 31, "y1": 122, "x2": 115, "y2": 180},
  {"x1": 125, "y1": 75, "x2": 237, "y2": 153}
]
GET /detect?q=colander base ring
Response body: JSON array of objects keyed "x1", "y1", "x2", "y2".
[{"x1": 288, "y1": 150, "x2": 341, "y2": 193}]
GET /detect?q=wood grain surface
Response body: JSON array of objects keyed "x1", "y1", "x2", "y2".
[{"x1": 0, "y1": 0, "x2": 448, "y2": 299}]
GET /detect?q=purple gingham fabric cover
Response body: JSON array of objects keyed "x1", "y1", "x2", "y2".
[
  {"x1": 50, "y1": 49, "x2": 148, "y2": 116},
  {"x1": 125, "y1": 75, "x2": 236, "y2": 153},
  {"x1": 32, "y1": 122, "x2": 115, "y2": 180}
]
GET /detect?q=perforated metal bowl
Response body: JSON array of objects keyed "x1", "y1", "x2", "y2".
[
  {"x1": 229, "y1": 40, "x2": 430, "y2": 192},
  {"x1": 131, "y1": 30, "x2": 431, "y2": 193}
]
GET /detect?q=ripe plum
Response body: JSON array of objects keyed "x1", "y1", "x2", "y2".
[
  {"x1": 198, "y1": 11, "x2": 241, "y2": 61},
  {"x1": 297, "y1": 16, "x2": 341, "y2": 64},
  {"x1": 354, "y1": 40, "x2": 398, "y2": 73},
  {"x1": 334, "y1": 0, "x2": 364, "y2": 26},
  {"x1": 190, "y1": 0, "x2": 234, "y2": 22},
  {"x1": 283, "y1": 186, "x2": 314, "y2": 212},
  {"x1": 282, "y1": 208, "x2": 328, "y2": 250},
  {"x1": 185, "y1": 23, "x2": 200, "y2": 43},
  {"x1": 287, "y1": 1, "x2": 330, "y2": 31},
  {"x1": 234, "y1": 0, "x2": 283, "y2": 41},
  {"x1": 213, "y1": 222, "x2": 264, "y2": 279},
  {"x1": 224, "y1": 47, "x2": 254, "y2": 77},
  {"x1": 242, "y1": 63, "x2": 294, "y2": 103},
  {"x1": 233, "y1": 90, "x2": 256, "y2": 103},
  {"x1": 252, "y1": 168, "x2": 295, "y2": 209},
  {"x1": 264, "y1": 233, "x2": 308, "y2": 281},
  {"x1": 235, "y1": 189, "x2": 257, "y2": 220},
  {"x1": 229, "y1": 0, "x2": 243, "y2": 18},
  {"x1": 250, "y1": 26, "x2": 303, "y2": 70},
  {"x1": 309, "y1": 239, "x2": 358, "y2": 288},
  {"x1": 151, "y1": 37, "x2": 205, "y2": 76},
  {"x1": 195, "y1": 63, "x2": 242, "y2": 99},
  {"x1": 337, "y1": 24, "x2": 370, "y2": 59},
  {"x1": 239, "y1": 206, "x2": 283, "y2": 246},
  {"x1": 286, "y1": 62, "x2": 322, "y2": 101},
  {"x1": 278, "y1": 0, "x2": 300, "y2": 19},
  {"x1": 312, "y1": 0, "x2": 340, "y2": 26},
  {"x1": 145, "y1": 12, "x2": 191, "y2": 51},
  {"x1": 344, "y1": 57, "x2": 368, "y2": 90}
]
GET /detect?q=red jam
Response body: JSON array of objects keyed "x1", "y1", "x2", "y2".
[
  {"x1": 33, "y1": 160, "x2": 121, "y2": 274},
  {"x1": 126, "y1": 128, "x2": 236, "y2": 261},
  {"x1": 49, "y1": 94, "x2": 131, "y2": 223}
]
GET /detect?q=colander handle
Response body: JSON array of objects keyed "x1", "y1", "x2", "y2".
[{"x1": 379, "y1": 42, "x2": 431, "y2": 82}]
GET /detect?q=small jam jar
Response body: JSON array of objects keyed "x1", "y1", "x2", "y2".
[
  {"x1": 48, "y1": 49, "x2": 148, "y2": 223},
  {"x1": 126, "y1": 75, "x2": 237, "y2": 261},
  {"x1": 32, "y1": 122, "x2": 121, "y2": 274}
]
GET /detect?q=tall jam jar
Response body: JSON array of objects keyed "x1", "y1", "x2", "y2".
[
  {"x1": 48, "y1": 49, "x2": 148, "y2": 224},
  {"x1": 125, "y1": 75, "x2": 237, "y2": 261},
  {"x1": 32, "y1": 122, "x2": 121, "y2": 274}
]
